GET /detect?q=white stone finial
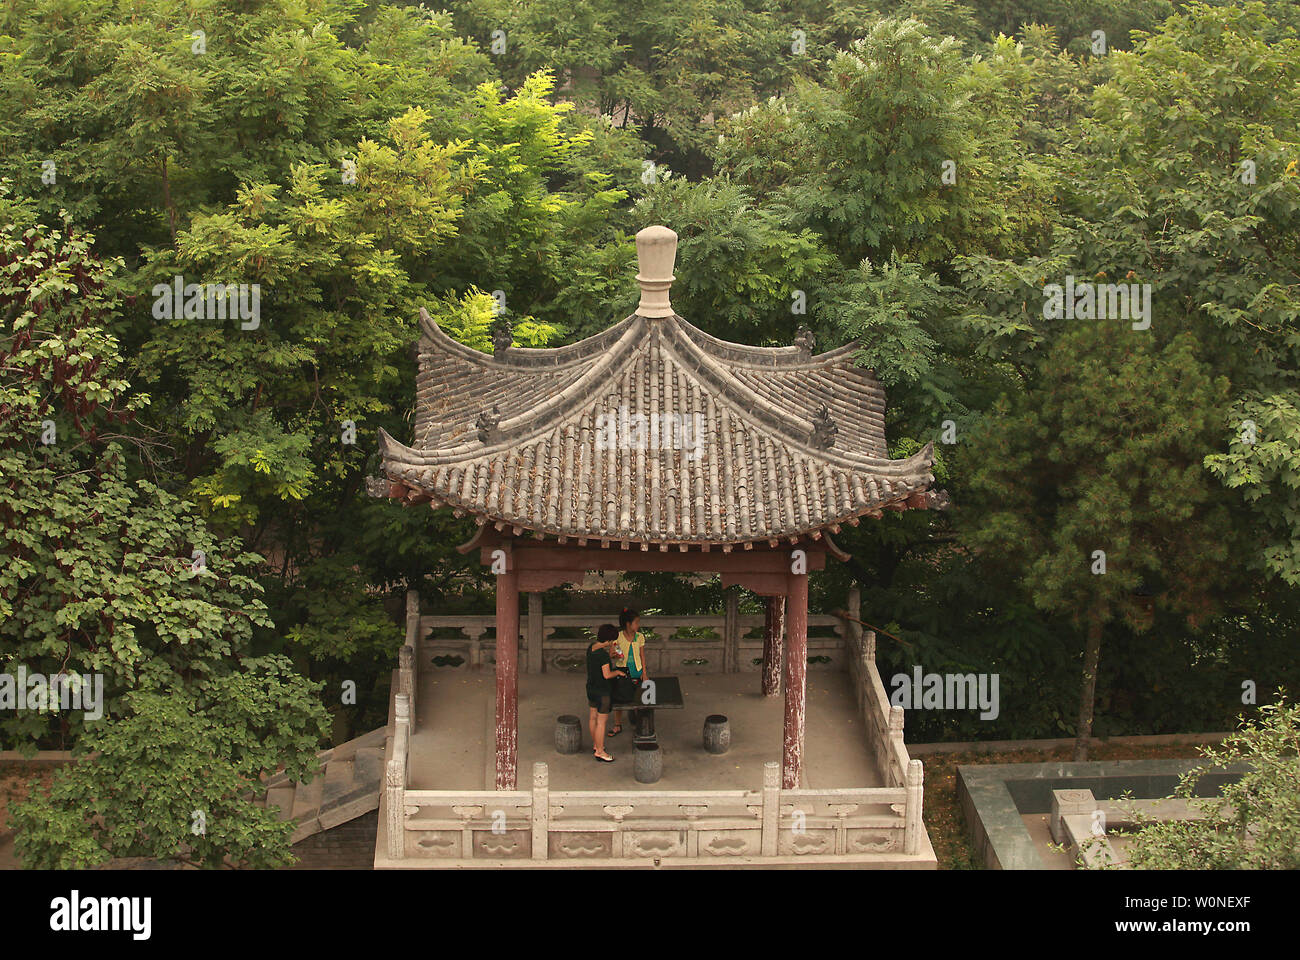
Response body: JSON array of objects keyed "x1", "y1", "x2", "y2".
[{"x1": 635, "y1": 225, "x2": 677, "y2": 318}]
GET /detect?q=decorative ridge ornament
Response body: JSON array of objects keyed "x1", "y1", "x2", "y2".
[
  {"x1": 634, "y1": 225, "x2": 677, "y2": 318},
  {"x1": 795, "y1": 325, "x2": 815, "y2": 358},
  {"x1": 491, "y1": 317, "x2": 512, "y2": 357},
  {"x1": 810, "y1": 404, "x2": 837, "y2": 449},
  {"x1": 476, "y1": 405, "x2": 502, "y2": 443},
  {"x1": 926, "y1": 489, "x2": 952, "y2": 511}
]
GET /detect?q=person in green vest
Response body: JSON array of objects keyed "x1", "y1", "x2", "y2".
[{"x1": 609, "y1": 608, "x2": 648, "y2": 737}]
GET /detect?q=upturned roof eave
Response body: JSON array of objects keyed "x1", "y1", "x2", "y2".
[
  {"x1": 375, "y1": 478, "x2": 932, "y2": 552},
  {"x1": 377, "y1": 425, "x2": 936, "y2": 543}
]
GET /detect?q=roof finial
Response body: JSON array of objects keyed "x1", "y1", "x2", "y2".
[{"x1": 635, "y1": 225, "x2": 677, "y2": 318}]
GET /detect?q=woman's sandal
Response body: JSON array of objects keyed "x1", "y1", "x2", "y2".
[
  {"x1": 608, "y1": 725, "x2": 623, "y2": 738},
  {"x1": 593, "y1": 752, "x2": 615, "y2": 762}
]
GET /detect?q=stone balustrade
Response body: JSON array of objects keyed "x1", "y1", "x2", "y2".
[
  {"x1": 390, "y1": 760, "x2": 912, "y2": 862},
  {"x1": 843, "y1": 589, "x2": 924, "y2": 849},
  {"x1": 379, "y1": 588, "x2": 927, "y2": 865}
]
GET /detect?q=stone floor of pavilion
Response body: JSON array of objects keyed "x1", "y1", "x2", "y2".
[{"x1": 408, "y1": 669, "x2": 885, "y2": 793}]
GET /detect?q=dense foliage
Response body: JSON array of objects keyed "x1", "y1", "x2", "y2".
[
  {"x1": 2, "y1": 0, "x2": 1297, "y2": 862},
  {"x1": 1122, "y1": 694, "x2": 1300, "y2": 869}
]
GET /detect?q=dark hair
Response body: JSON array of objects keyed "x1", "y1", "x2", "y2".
[
  {"x1": 619, "y1": 608, "x2": 639, "y2": 630},
  {"x1": 596, "y1": 624, "x2": 618, "y2": 645}
]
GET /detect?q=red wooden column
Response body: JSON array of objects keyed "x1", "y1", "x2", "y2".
[
  {"x1": 761, "y1": 594, "x2": 785, "y2": 697},
  {"x1": 495, "y1": 566, "x2": 520, "y2": 790},
  {"x1": 782, "y1": 572, "x2": 808, "y2": 789}
]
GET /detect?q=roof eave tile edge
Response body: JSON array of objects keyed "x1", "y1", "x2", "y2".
[{"x1": 368, "y1": 480, "x2": 943, "y2": 546}]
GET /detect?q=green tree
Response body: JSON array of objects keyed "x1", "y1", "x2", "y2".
[
  {"x1": 963, "y1": 1, "x2": 1300, "y2": 586},
  {"x1": 960, "y1": 324, "x2": 1239, "y2": 759},
  {"x1": 1, "y1": 1, "x2": 649, "y2": 740},
  {"x1": 953, "y1": 2, "x2": 1300, "y2": 752},
  {"x1": 971, "y1": 0, "x2": 1173, "y2": 52},
  {"x1": 0, "y1": 206, "x2": 274, "y2": 743},
  {"x1": 1, "y1": 208, "x2": 330, "y2": 867},
  {"x1": 11, "y1": 659, "x2": 329, "y2": 869},
  {"x1": 716, "y1": 19, "x2": 1058, "y2": 272},
  {"x1": 450, "y1": 0, "x2": 822, "y2": 177}
]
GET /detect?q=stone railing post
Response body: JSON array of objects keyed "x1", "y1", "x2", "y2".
[
  {"x1": 398, "y1": 644, "x2": 415, "y2": 721},
  {"x1": 463, "y1": 624, "x2": 487, "y2": 670},
  {"x1": 761, "y1": 761, "x2": 780, "y2": 857},
  {"x1": 904, "y1": 759, "x2": 924, "y2": 855},
  {"x1": 846, "y1": 586, "x2": 862, "y2": 655},
  {"x1": 888, "y1": 704, "x2": 905, "y2": 784},
  {"x1": 405, "y1": 588, "x2": 420, "y2": 647},
  {"x1": 386, "y1": 693, "x2": 411, "y2": 861},
  {"x1": 385, "y1": 758, "x2": 405, "y2": 860},
  {"x1": 402, "y1": 591, "x2": 420, "y2": 724},
  {"x1": 392, "y1": 692, "x2": 408, "y2": 780},
  {"x1": 854, "y1": 629, "x2": 874, "y2": 729},
  {"x1": 531, "y1": 761, "x2": 549, "y2": 860}
]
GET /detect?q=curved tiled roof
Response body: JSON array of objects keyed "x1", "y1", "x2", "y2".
[{"x1": 377, "y1": 307, "x2": 937, "y2": 550}]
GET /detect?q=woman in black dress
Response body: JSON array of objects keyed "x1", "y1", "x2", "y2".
[{"x1": 586, "y1": 624, "x2": 626, "y2": 762}]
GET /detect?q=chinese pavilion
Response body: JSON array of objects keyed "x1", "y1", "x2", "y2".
[{"x1": 375, "y1": 226, "x2": 938, "y2": 792}]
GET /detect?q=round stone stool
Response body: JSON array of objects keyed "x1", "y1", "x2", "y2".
[
  {"x1": 634, "y1": 743, "x2": 663, "y2": 783},
  {"x1": 555, "y1": 715, "x2": 582, "y2": 754},
  {"x1": 703, "y1": 715, "x2": 730, "y2": 754}
]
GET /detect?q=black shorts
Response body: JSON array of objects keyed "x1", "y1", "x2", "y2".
[{"x1": 587, "y1": 692, "x2": 611, "y2": 714}]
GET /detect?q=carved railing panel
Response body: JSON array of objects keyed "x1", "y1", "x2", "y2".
[
  {"x1": 414, "y1": 613, "x2": 847, "y2": 675},
  {"x1": 395, "y1": 772, "x2": 910, "y2": 863}
]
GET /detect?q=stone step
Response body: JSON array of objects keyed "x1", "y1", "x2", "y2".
[
  {"x1": 261, "y1": 726, "x2": 389, "y2": 844},
  {"x1": 262, "y1": 768, "x2": 292, "y2": 790},
  {"x1": 324, "y1": 757, "x2": 354, "y2": 784},
  {"x1": 266, "y1": 785, "x2": 296, "y2": 822},
  {"x1": 291, "y1": 776, "x2": 325, "y2": 821},
  {"x1": 356, "y1": 727, "x2": 388, "y2": 749},
  {"x1": 331, "y1": 727, "x2": 388, "y2": 762},
  {"x1": 352, "y1": 747, "x2": 385, "y2": 787}
]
